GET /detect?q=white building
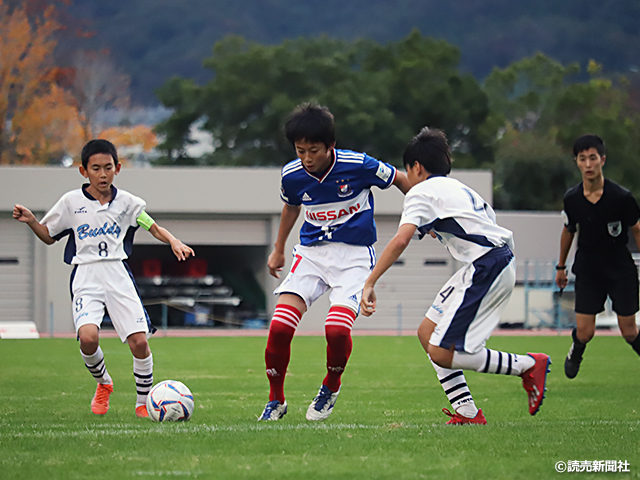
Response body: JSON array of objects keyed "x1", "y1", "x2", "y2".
[{"x1": 0, "y1": 166, "x2": 566, "y2": 335}]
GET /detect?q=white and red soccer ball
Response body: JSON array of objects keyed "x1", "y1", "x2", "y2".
[{"x1": 146, "y1": 380, "x2": 194, "y2": 422}]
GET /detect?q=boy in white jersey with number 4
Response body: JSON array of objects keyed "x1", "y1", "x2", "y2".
[
  {"x1": 362, "y1": 128, "x2": 551, "y2": 424},
  {"x1": 13, "y1": 139, "x2": 194, "y2": 418},
  {"x1": 258, "y1": 103, "x2": 410, "y2": 421}
]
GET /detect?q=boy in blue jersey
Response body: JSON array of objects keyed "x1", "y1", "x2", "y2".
[
  {"x1": 259, "y1": 103, "x2": 410, "y2": 421},
  {"x1": 361, "y1": 128, "x2": 551, "y2": 424},
  {"x1": 13, "y1": 139, "x2": 194, "y2": 418}
]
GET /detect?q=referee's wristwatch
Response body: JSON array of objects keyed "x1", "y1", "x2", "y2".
[{"x1": 555, "y1": 264, "x2": 566, "y2": 270}]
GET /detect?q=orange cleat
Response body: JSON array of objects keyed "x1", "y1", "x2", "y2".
[
  {"x1": 135, "y1": 405, "x2": 149, "y2": 418},
  {"x1": 442, "y1": 407, "x2": 487, "y2": 425},
  {"x1": 91, "y1": 382, "x2": 113, "y2": 415}
]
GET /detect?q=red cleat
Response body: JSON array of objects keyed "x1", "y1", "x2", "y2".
[
  {"x1": 135, "y1": 405, "x2": 149, "y2": 418},
  {"x1": 442, "y1": 408, "x2": 487, "y2": 425},
  {"x1": 521, "y1": 353, "x2": 551, "y2": 415},
  {"x1": 91, "y1": 382, "x2": 113, "y2": 415}
]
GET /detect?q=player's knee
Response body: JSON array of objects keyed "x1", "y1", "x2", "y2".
[
  {"x1": 78, "y1": 331, "x2": 99, "y2": 354},
  {"x1": 79, "y1": 336, "x2": 99, "y2": 355},
  {"x1": 429, "y1": 348, "x2": 449, "y2": 368},
  {"x1": 619, "y1": 324, "x2": 639, "y2": 342},
  {"x1": 576, "y1": 325, "x2": 595, "y2": 343},
  {"x1": 127, "y1": 333, "x2": 150, "y2": 357},
  {"x1": 267, "y1": 321, "x2": 295, "y2": 347},
  {"x1": 325, "y1": 325, "x2": 350, "y2": 342}
]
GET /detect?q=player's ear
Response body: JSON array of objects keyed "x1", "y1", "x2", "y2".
[
  {"x1": 601, "y1": 155, "x2": 606, "y2": 166},
  {"x1": 79, "y1": 165, "x2": 88, "y2": 178},
  {"x1": 115, "y1": 162, "x2": 122, "y2": 175}
]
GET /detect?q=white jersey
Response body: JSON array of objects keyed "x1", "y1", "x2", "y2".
[
  {"x1": 42, "y1": 185, "x2": 146, "y2": 265},
  {"x1": 400, "y1": 175, "x2": 514, "y2": 264}
]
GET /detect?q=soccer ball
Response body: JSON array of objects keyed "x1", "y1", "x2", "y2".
[{"x1": 146, "y1": 380, "x2": 194, "y2": 422}]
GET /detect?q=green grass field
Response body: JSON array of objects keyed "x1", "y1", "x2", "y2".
[{"x1": 1, "y1": 335, "x2": 639, "y2": 479}]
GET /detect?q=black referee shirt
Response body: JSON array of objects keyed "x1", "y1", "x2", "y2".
[{"x1": 563, "y1": 179, "x2": 640, "y2": 276}]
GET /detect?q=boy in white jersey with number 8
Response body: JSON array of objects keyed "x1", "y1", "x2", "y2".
[
  {"x1": 13, "y1": 139, "x2": 194, "y2": 418},
  {"x1": 362, "y1": 128, "x2": 551, "y2": 424}
]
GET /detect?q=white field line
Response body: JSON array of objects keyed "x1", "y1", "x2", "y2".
[
  {"x1": 0, "y1": 422, "x2": 419, "y2": 438},
  {"x1": 1, "y1": 418, "x2": 638, "y2": 439}
]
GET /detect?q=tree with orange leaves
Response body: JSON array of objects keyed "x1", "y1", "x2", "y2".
[
  {"x1": 0, "y1": 0, "x2": 83, "y2": 164},
  {"x1": 98, "y1": 125, "x2": 158, "y2": 164}
]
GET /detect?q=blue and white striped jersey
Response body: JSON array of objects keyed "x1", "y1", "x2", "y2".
[
  {"x1": 41, "y1": 184, "x2": 146, "y2": 265},
  {"x1": 400, "y1": 175, "x2": 514, "y2": 263},
  {"x1": 280, "y1": 149, "x2": 397, "y2": 246}
]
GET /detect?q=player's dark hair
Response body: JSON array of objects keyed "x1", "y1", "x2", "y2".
[
  {"x1": 81, "y1": 139, "x2": 119, "y2": 169},
  {"x1": 573, "y1": 134, "x2": 605, "y2": 157},
  {"x1": 403, "y1": 127, "x2": 452, "y2": 175},
  {"x1": 284, "y1": 103, "x2": 336, "y2": 148}
]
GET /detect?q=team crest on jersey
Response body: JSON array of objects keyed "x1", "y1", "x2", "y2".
[
  {"x1": 607, "y1": 221, "x2": 622, "y2": 237},
  {"x1": 337, "y1": 183, "x2": 353, "y2": 198}
]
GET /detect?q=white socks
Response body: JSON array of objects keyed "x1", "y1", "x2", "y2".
[
  {"x1": 430, "y1": 356, "x2": 478, "y2": 419},
  {"x1": 133, "y1": 354, "x2": 154, "y2": 407},
  {"x1": 81, "y1": 347, "x2": 112, "y2": 385},
  {"x1": 451, "y1": 349, "x2": 535, "y2": 376}
]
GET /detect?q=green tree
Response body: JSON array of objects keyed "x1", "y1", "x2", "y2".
[
  {"x1": 552, "y1": 62, "x2": 640, "y2": 198},
  {"x1": 493, "y1": 129, "x2": 579, "y2": 210},
  {"x1": 155, "y1": 31, "x2": 497, "y2": 168},
  {"x1": 487, "y1": 55, "x2": 640, "y2": 209}
]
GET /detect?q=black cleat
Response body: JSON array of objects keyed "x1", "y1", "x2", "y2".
[
  {"x1": 564, "y1": 329, "x2": 585, "y2": 379},
  {"x1": 564, "y1": 347, "x2": 583, "y2": 379}
]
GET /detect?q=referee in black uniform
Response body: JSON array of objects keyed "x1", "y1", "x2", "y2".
[{"x1": 556, "y1": 134, "x2": 640, "y2": 378}]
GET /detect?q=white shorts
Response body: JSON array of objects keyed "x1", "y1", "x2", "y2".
[
  {"x1": 273, "y1": 242, "x2": 376, "y2": 314},
  {"x1": 71, "y1": 261, "x2": 150, "y2": 343},
  {"x1": 428, "y1": 246, "x2": 515, "y2": 354}
]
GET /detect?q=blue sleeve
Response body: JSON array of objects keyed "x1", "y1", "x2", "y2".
[
  {"x1": 280, "y1": 175, "x2": 301, "y2": 206},
  {"x1": 362, "y1": 154, "x2": 397, "y2": 190}
]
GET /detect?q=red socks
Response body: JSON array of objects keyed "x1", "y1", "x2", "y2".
[
  {"x1": 323, "y1": 306, "x2": 356, "y2": 392},
  {"x1": 265, "y1": 304, "x2": 356, "y2": 401},
  {"x1": 265, "y1": 304, "x2": 301, "y2": 403}
]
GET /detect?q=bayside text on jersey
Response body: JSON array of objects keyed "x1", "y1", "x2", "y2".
[
  {"x1": 280, "y1": 149, "x2": 397, "y2": 246},
  {"x1": 41, "y1": 185, "x2": 146, "y2": 264},
  {"x1": 400, "y1": 176, "x2": 514, "y2": 264}
]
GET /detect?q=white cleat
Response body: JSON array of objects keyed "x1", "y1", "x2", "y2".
[
  {"x1": 306, "y1": 385, "x2": 340, "y2": 421},
  {"x1": 258, "y1": 400, "x2": 287, "y2": 421}
]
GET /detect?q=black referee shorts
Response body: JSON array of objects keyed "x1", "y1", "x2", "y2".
[{"x1": 574, "y1": 269, "x2": 639, "y2": 316}]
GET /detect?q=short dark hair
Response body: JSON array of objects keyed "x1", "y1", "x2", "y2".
[
  {"x1": 573, "y1": 134, "x2": 605, "y2": 157},
  {"x1": 403, "y1": 127, "x2": 452, "y2": 175},
  {"x1": 81, "y1": 139, "x2": 119, "y2": 168},
  {"x1": 284, "y1": 103, "x2": 335, "y2": 148}
]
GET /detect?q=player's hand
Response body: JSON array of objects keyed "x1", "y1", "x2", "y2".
[
  {"x1": 555, "y1": 269, "x2": 568, "y2": 289},
  {"x1": 428, "y1": 230, "x2": 437, "y2": 239},
  {"x1": 268, "y1": 250, "x2": 285, "y2": 278},
  {"x1": 171, "y1": 240, "x2": 195, "y2": 261},
  {"x1": 360, "y1": 285, "x2": 377, "y2": 317},
  {"x1": 13, "y1": 204, "x2": 35, "y2": 224}
]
